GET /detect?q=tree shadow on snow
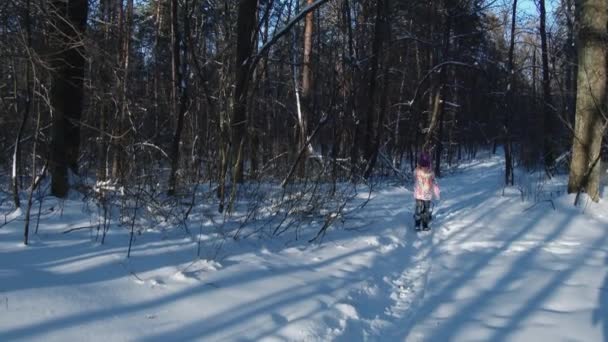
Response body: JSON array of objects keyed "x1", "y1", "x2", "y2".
[
  {"x1": 594, "y1": 254, "x2": 608, "y2": 342},
  {"x1": 2, "y1": 156, "x2": 605, "y2": 341},
  {"x1": 391, "y1": 193, "x2": 608, "y2": 341},
  {"x1": 0, "y1": 242, "x2": 378, "y2": 340}
]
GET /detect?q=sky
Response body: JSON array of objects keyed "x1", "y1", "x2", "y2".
[{"x1": 519, "y1": 0, "x2": 558, "y2": 16}]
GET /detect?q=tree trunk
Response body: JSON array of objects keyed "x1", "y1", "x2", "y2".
[
  {"x1": 363, "y1": 2, "x2": 377, "y2": 165},
  {"x1": 168, "y1": 0, "x2": 190, "y2": 195},
  {"x1": 504, "y1": 0, "x2": 517, "y2": 186},
  {"x1": 539, "y1": 0, "x2": 555, "y2": 170},
  {"x1": 565, "y1": 0, "x2": 577, "y2": 124},
  {"x1": 362, "y1": 0, "x2": 389, "y2": 178},
  {"x1": 154, "y1": 0, "x2": 163, "y2": 139},
  {"x1": 24, "y1": 84, "x2": 44, "y2": 246},
  {"x1": 298, "y1": 0, "x2": 314, "y2": 178},
  {"x1": 567, "y1": 0, "x2": 607, "y2": 202},
  {"x1": 111, "y1": 0, "x2": 124, "y2": 180},
  {"x1": 526, "y1": 46, "x2": 537, "y2": 167},
  {"x1": 425, "y1": 5, "x2": 451, "y2": 179},
  {"x1": 96, "y1": 0, "x2": 113, "y2": 182},
  {"x1": 393, "y1": 68, "x2": 406, "y2": 168},
  {"x1": 12, "y1": 0, "x2": 34, "y2": 208},
  {"x1": 344, "y1": 0, "x2": 360, "y2": 179},
  {"x1": 424, "y1": 0, "x2": 437, "y2": 152},
  {"x1": 232, "y1": 0, "x2": 258, "y2": 184},
  {"x1": 49, "y1": 0, "x2": 89, "y2": 197}
]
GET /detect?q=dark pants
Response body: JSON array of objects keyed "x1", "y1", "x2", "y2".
[{"x1": 414, "y1": 199, "x2": 432, "y2": 228}]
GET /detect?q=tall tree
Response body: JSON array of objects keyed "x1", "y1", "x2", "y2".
[
  {"x1": 168, "y1": 0, "x2": 190, "y2": 195},
  {"x1": 563, "y1": 0, "x2": 577, "y2": 124},
  {"x1": 95, "y1": 0, "x2": 112, "y2": 182},
  {"x1": 538, "y1": 0, "x2": 555, "y2": 170},
  {"x1": 297, "y1": 0, "x2": 314, "y2": 177},
  {"x1": 504, "y1": 0, "x2": 517, "y2": 186},
  {"x1": 111, "y1": 0, "x2": 126, "y2": 179},
  {"x1": 232, "y1": 0, "x2": 257, "y2": 184},
  {"x1": 424, "y1": 0, "x2": 452, "y2": 178},
  {"x1": 12, "y1": 0, "x2": 34, "y2": 208},
  {"x1": 362, "y1": 0, "x2": 390, "y2": 178},
  {"x1": 48, "y1": 0, "x2": 89, "y2": 197},
  {"x1": 567, "y1": 0, "x2": 607, "y2": 202}
]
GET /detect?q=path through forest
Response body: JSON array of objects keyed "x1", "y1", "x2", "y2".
[{"x1": 1, "y1": 155, "x2": 607, "y2": 341}]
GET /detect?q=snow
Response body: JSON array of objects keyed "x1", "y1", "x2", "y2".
[{"x1": 1, "y1": 155, "x2": 607, "y2": 341}]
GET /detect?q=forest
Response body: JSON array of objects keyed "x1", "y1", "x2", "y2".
[
  {"x1": 0, "y1": 0, "x2": 606, "y2": 244},
  {"x1": 1, "y1": 1, "x2": 608, "y2": 340}
]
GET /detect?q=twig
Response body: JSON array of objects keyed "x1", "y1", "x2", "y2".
[
  {"x1": 0, "y1": 211, "x2": 20, "y2": 229},
  {"x1": 62, "y1": 225, "x2": 97, "y2": 234},
  {"x1": 281, "y1": 114, "x2": 328, "y2": 188}
]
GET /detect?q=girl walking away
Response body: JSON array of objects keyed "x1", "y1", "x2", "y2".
[{"x1": 413, "y1": 151, "x2": 440, "y2": 230}]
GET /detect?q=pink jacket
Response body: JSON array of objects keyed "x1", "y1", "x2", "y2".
[{"x1": 414, "y1": 167, "x2": 440, "y2": 201}]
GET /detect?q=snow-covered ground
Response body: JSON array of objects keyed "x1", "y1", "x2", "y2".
[{"x1": 1, "y1": 156, "x2": 607, "y2": 341}]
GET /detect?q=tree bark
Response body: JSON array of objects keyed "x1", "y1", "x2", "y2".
[
  {"x1": 231, "y1": 0, "x2": 258, "y2": 184},
  {"x1": 344, "y1": 0, "x2": 360, "y2": 179},
  {"x1": 96, "y1": 0, "x2": 110, "y2": 182},
  {"x1": 539, "y1": 0, "x2": 555, "y2": 170},
  {"x1": 111, "y1": 0, "x2": 124, "y2": 179},
  {"x1": 297, "y1": 0, "x2": 314, "y2": 177},
  {"x1": 362, "y1": 0, "x2": 390, "y2": 178},
  {"x1": 567, "y1": 0, "x2": 607, "y2": 202},
  {"x1": 49, "y1": 0, "x2": 89, "y2": 197},
  {"x1": 564, "y1": 0, "x2": 577, "y2": 124},
  {"x1": 504, "y1": 0, "x2": 517, "y2": 186},
  {"x1": 424, "y1": 3, "x2": 451, "y2": 178},
  {"x1": 12, "y1": 0, "x2": 34, "y2": 208},
  {"x1": 168, "y1": 0, "x2": 190, "y2": 195}
]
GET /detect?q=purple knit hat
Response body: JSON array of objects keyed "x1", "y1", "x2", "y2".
[{"x1": 419, "y1": 152, "x2": 431, "y2": 168}]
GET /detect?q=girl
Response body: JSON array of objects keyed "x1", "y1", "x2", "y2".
[{"x1": 414, "y1": 152, "x2": 440, "y2": 230}]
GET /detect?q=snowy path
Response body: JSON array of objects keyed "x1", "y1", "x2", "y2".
[
  {"x1": 380, "y1": 159, "x2": 608, "y2": 342},
  {"x1": 1, "y1": 156, "x2": 607, "y2": 341}
]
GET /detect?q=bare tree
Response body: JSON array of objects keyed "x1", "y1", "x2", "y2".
[
  {"x1": 168, "y1": 0, "x2": 191, "y2": 195},
  {"x1": 424, "y1": 0, "x2": 452, "y2": 178},
  {"x1": 567, "y1": 0, "x2": 607, "y2": 202},
  {"x1": 538, "y1": 0, "x2": 555, "y2": 170},
  {"x1": 297, "y1": 0, "x2": 314, "y2": 177},
  {"x1": 362, "y1": 0, "x2": 391, "y2": 178},
  {"x1": 504, "y1": 0, "x2": 517, "y2": 186},
  {"x1": 48, "y1": 0, "x2": 89, "y2": 197},
  {"x1": 231, "y1": 0, "x2": 258, "y2": 186}
]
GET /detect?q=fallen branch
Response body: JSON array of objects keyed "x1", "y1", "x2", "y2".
[{"x1": 62, "y1": 225, "x2": 97, "y2": 234}]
